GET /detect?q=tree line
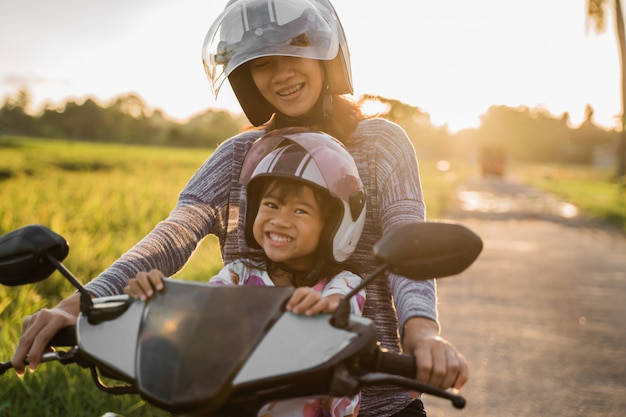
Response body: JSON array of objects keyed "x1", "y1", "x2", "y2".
[
  {"x1": 1, "y1": 89, "x2": 621, "y2": 171},
  {"x1": 359, "y1": 95, "x2": 620, "y2": 170},
  {"x1": 0, "y1": 89, "x2": 247, "y2": 149}
]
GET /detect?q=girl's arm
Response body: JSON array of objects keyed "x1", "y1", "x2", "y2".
[{"x1": 124, "y1": 269, "x2": 165, "y2": 301}]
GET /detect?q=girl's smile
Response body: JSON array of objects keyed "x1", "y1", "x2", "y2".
[{"x1": 252, "y1": 184, "x2": 324, "y2": 272}]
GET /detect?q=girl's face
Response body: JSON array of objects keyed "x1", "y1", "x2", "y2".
[
  {"x1": 250, "y1": 56, "x2": 324, "y2": 118},
  {"x1": 253, "y1": 181, "x2": 324, "y2": 272}
]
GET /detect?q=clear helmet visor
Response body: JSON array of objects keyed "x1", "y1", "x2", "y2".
[{"x1": 203, "y1": 0, "x2": 340, "y2": 97}]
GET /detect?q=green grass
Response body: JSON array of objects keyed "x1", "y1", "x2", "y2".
[
  {"x1": 419, "y1": 158, "x2": 475, "y2": 220},
  {"x1": 513, "y1": 163, "x2": 626, "y2": 233},
  {"x1": 0, "y1": 136, "x2": 222, "y2": 416}
]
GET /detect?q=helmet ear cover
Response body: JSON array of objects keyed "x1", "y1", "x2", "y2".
[{"x1": 349, "y1": 189, "x2": 366, "y2": 222}]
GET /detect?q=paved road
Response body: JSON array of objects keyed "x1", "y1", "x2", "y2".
[{"x1": 423, "y1": 178, "x2": 626, "y2": 417}]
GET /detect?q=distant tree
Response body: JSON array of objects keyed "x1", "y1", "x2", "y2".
[
  {"x1": 478, "y1": 105, "x2": 573, "y2": 163},
  {"x1": 106, "y1": 94, "x2": 152, "y2": 143},
  {"x1": 109, "y1": 93, "x2": 151, "y2": 119},
  {"x1": 358, "y1": 94, "x2": 452, "y2": 159},
  {"x1": 0, "y1": 89, "x2": 34, "y2": 134},
  {"x1": 587, "y1": 0, "x2": 626, "y2": 178},
  {"x1": 7, "y1": 88, "x2": 32, "y2": 111},
  {"x1": 61, "y1": 98, "x2": 109, "y2": 140},
  {"x1": 0, "y1": 88, "x2": 249, "y2": 146},
  {"x1": 181, "y1": 109, "x2": 245, "y2": 148}
]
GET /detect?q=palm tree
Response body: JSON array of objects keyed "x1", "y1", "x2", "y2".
[{"x1": 586, "y1": 0, "x2": 626, "y2": 179}]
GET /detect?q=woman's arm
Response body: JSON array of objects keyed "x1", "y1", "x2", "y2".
[
  {"x1": 375, "y1": 120, "x2": 468, "y2": 390},
  {"x1": 370, "y1": 120, "x2": 436, "y2": 330},
  {"x1": 84, "y1": 137, "x2": 242, "y2": 297}
]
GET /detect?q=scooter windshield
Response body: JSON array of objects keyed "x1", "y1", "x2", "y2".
[{"x1": 135, "y1": 280, "x2": 293, "y2": 413}]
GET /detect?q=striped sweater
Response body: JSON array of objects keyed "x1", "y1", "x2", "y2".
[{"x1": 84, "y1": 117, "x2": 437, "y2": 417}]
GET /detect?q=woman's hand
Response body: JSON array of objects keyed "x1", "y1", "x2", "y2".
[
  {"x1": 286, "y1": 287, "x2": 342, "y2": 316},
  {"x1": 403, "y1": 317, "x2": 469, "y2": 391},
  {"x1": 123, "y1": 269, "x2": 165, "y2": 301},
  {"x1": 12, "y1": 292, "x2": 81, "y2": 375}
]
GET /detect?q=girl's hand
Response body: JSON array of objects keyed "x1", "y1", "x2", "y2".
[
  {"x1": 123, "y1": 269, "x2": 165, "y2": 301},
  {"x1": 286, "y1": 287, "x2": 342, "y2": 316}
]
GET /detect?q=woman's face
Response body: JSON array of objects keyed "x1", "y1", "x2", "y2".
[{"x1": 250, "y1": 56, "x2": 324, "y2": 118}]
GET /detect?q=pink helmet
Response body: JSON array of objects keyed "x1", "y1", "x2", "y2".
[
  {"x1": 240, "y1": 127, "x2": 365, "y2": 262},
  {"x1": 203, "y1": 0, "x2": 353, "y2": 126}
]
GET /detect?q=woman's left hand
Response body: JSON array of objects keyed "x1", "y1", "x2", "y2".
[{"x1": 403, "y1": 317, "x2": 469, "y2": 390}]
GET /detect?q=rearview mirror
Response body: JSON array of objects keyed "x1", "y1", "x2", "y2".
[
  {"x1": 374, "y1": 222, "x2": 482, "y2": 280},
  {"x1": 0, "y1": 225, "x2": 69, "y2": 286}
]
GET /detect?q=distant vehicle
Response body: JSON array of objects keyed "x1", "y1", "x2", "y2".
[{"x1": 480, "y1": 145, "x2": 505, "y2": 178}]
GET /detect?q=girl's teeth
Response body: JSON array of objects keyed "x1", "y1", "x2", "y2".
[{"x1": 270, "y1": 232, "x2": 292, "y2": 243}]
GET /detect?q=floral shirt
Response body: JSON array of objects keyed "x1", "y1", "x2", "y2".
[{"x1": 209, "y1": 259, "x2": 365, "y2": 417}]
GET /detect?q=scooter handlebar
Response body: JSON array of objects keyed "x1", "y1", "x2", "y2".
[
  {"x1": 369, "y1": 349, "x2": 466, "y2": 409},
  {"x1": 375, "y1": 349, "x2": 417, "y2": 379},
  {"x1": 49, "y1": 326, "x2": 77, "y2": 347}
]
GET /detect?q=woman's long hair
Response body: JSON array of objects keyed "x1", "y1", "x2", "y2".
[{"x1": 263, "y1": 94, "x2": 366, "y2": 145}]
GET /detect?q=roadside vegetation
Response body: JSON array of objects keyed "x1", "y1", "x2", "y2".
[{"x1": 513, "y1": 163, "x2": 626, "y2": 234}]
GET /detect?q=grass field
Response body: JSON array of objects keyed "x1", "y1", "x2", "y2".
[
  {"x1": 1, "y1": 135, "x2": 623, "y2": 416},
  {"x1": 512, "y1": 163, "x2": 626, "y2": 233},
  {"x1": 0, "y1": 136, "x2": 221, "y2": 416}
]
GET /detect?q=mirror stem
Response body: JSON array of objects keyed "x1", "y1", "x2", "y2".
[
  {"x1": 46, "y1": 253, "x2": 93, "y2": 313},
  {"x1": 331, "y1": 262, "x2": 389, "y2": 329}
]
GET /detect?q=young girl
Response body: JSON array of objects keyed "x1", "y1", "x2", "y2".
[
  {"x1": 124, "y1": 128, "x2": 367, "y2": 417},
  {"x1": 14, "y1": 1, "x2": 468, "y2": 416}
]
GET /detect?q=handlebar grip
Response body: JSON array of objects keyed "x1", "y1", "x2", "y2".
[
  {"x1": 370, "y1": 348, "x2": 467, "y2": 410},
  {"x1": 376, "y1": 350, "x2": 417, "y2": 379},
  {"x1": 49, "y1": 326, "x2": 77, "y2": 347}
]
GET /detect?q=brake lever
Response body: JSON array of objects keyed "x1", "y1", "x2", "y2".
[
  {"x1": 357, "y1": 373, "x2": 466, "y2": 409},
  {"x1": 0, "y1": 348, "x2": 79, "y2": 376}
]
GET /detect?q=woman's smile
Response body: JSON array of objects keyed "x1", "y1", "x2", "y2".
[{"x1": 277, "y1": 83, "x2": 305, "y2": 98}]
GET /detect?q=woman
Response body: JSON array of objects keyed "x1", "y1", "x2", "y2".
[{"x1": 13, "y1": 1, "x2": 468, "y2": 416}]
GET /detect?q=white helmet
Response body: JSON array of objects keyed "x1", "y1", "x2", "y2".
[
  {"x1": 240, "y1": 127, "x2": 365, "y2": 262},
  {"x1": 203, "y1": 0, "x2": 353, "y2": 126}
]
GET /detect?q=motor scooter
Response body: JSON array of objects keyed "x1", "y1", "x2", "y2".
[{"x1": 0, "y1": 221, "x2": 482, "y2": 416}]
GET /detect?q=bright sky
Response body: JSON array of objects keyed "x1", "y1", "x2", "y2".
[{"x1": 0, "y1": 0, "x2": 621, "y2": 133}]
